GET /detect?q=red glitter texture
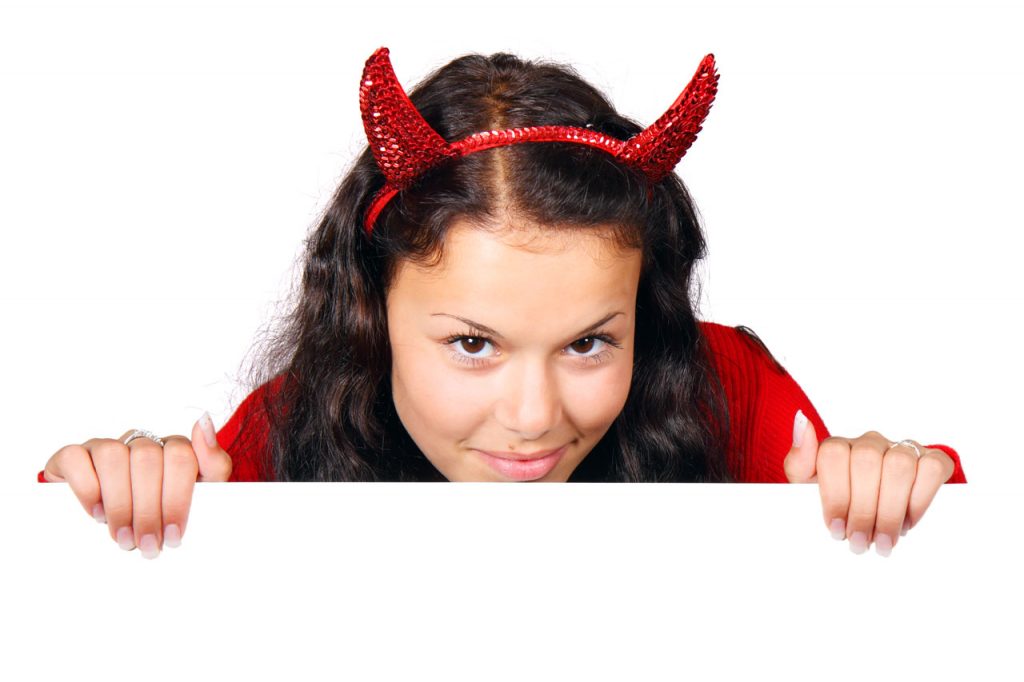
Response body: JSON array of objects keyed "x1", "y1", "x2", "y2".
[{"x1": 359, "y1": 47, "x2": 719, "y2": 235}]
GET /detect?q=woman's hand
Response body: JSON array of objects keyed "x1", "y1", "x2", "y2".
[
  {"x1": 783, "y1": 409, "x2": 956, "y2": 557},
  {"x1": 41, "y1": 413, "x2": 233, "y2": 559}
]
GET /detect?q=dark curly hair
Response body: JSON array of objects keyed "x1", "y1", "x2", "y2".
[{"x1": 235, "y1": 50, "x2": 737, "y2": 482}]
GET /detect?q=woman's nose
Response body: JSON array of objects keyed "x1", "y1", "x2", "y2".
[{"x1": 497, "y1": 361, "x2": 562, "y2": 436}]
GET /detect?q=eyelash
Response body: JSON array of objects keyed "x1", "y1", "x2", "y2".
[{"x1": 442, "y1": 330, "x2": 623, "y2": 368}]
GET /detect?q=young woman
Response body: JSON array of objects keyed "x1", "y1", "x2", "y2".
[{"x1": 38, "y1": 47, "x2": 966, "y2": 561}]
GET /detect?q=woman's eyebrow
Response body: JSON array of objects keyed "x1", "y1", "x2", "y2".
[{"x1": 430, "y1": 311, "x2": 624, "y2": 341}]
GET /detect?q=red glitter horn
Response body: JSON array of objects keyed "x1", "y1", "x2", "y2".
[{"x1": 359, "y1": 46, "x2": 719, "y2": 235}]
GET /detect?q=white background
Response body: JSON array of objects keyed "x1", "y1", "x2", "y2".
[{"x1": 2, "y1": 0, "x2": 1022, "y2": 679}]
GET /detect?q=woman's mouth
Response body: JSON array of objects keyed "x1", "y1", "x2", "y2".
[{"x1": 474, "y1": 444, "x2": 568, "y2": 481}]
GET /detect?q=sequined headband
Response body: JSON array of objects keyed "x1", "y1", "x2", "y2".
[{"x1": 359, "y1": 46, "x2": 720, "y2": 235}]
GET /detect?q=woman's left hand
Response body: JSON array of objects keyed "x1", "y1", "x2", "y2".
[{"x1": 783, "y1": 410, "x2": 957, "y2": 556}]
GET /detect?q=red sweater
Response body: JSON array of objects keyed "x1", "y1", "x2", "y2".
[{"x1": 37, "y1": 321, "x2": 967, "y2": 484}]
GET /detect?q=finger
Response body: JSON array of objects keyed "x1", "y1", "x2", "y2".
[
  {"x1": 42, "y1": 446, "x2": 70, "y2": 483},
  {"x1": 845, "y1": 432, "x2": 887, "y2": 554},
  {"x1": 872, "y1": 444, "x2": 919, "y2": 557},
  {"x1": 815, "y1": 437, "x2": 851, "y2": 541},
  {"x1": 905, "y1": 448, "x2": 957, "y2": 534},
  {"x1": 160, "y1": 435, "x2": 199, "y2": 548},
  {"x1": 783, "y1": 410, "x2": 820, "y2": 483},
  {"x1": 127, "y1": 436, "x2": 165, "y2": 559},
  {"x1": 192, "y1": 413, "x2": 233, "y2": 482},
  {"x1": 48, "y1": 444, "x2": 102, "y2": 521},
  {"x1": 85, "y1": 438, "x2": 135, "y2": 548}
]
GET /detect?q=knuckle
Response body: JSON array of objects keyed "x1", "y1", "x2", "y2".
[
  {"x1": 874, "y1": 513, "x2": 903, "y2": 532},
  {"x1": 132, "y1": 495, "x2": 163, "y2": 516},
  {"x1": 918, "y1": 454, "x2": 948, "y2": 478},
  {"x1": 162, "y1": 438, "x2": 196, "y2": 461},
  {"x1": 132, "y1": 513, "x2": 163, "y2": 533},
  {"x1": 53, "y1": 443, "x2": 86, "y2": 469},
  {"x1": 884, "y1": 450, "x2": 919, "y2": 474},
  {"x1": 101, "y1": 498, "x2": 134, "y2": 526},
  {"x1": 851, "y1": 441, "x2": 884, "y2": 458},
  {"x1": 51, "y1": 446, "x2": 100, "y2": 495},
  {"x1": 56, "y1": 442, "x2": 87, "y2": 458},
  {"x1": 91, "y1": 439, "x2": 130, "y2": 461},
  {"x1": 850, "y1": 443, "x2": 884, "y2": 467},
  {"x1": 818, "y1": 438, "x2": 848, "y2": 456},
  {"x1": 817, "y1": 444, "x2": 846, "y2": 467},
  {"x1": 129, "y1": 443, "x2": 163, "y2": 464},
  {"x1": 163, "y1": 440, "x2": 200, "y2": 476}
]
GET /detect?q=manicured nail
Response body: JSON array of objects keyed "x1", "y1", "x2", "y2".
[
  {"x1": 849, "y1": 531, "x2": 868, "y2": 554},
  {"x1": 901, "y1": 517, "x2": 910, "y2": 536},
  {"x1": 829, "y1": 518, "x2": 846, "y2": 540},
  {"x1": 875, "y1": 533, "x2": 893, "y2": 557},
  {"x1": 164, "y1": 524, "x2": 182, "y2": 548},
  {"x1": 793, "y1": 409, "x2": 808, "y2": 447},
  {"x1": 116, "y1": 526, "x2": 135, "y2": 551},
  {"x1": 139, "y1": 534, "x2": 160, "y2": 560},
  {"x1": 198, "y1": 411, "x2": 218, "y2": 448},
  {"x1": 92, "y1": 503, "x2": 106, "y2": 524}
]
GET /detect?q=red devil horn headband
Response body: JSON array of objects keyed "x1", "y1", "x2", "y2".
[{"x1": 359, "y1": 46, "x2": 719, "y2": 235}]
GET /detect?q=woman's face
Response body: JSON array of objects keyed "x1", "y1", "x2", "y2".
[{"x1": 386, "y1": 217, "x2": 643, "y2": 481}]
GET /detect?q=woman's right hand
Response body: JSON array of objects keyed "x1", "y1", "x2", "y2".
[{"x1": 40, "y1": 412, "x2": 233, "y2": 559}]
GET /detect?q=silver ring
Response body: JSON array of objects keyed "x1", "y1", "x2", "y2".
[
  {"x1": 888, "y1": 439, "x2": 922, "y2": 457},
  {"x1": 122, "y1": 429, "x2": 166, "y2": 447}
]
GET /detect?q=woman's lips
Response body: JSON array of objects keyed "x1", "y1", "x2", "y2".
[
  {"x1": 475, "y1": 444, "x2": 568, "y2": 481},
  {"x1": 476, "y1": 445, "x2": 565, "y2": 461}
]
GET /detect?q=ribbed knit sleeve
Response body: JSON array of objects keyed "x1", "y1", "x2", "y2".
[
  {"x1": 701, "y1": 321, "x2": 830, "y2": 482},
  {"x1": 215, "y1": 377, "x2": 282, "y2": 482},
  {"x1": 699, "y1": 321, "x2": 966, "y2": 484}
]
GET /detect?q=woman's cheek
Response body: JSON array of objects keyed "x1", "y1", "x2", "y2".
[
  {"x1": 432, "y1": 371, "x2": 489, "y2": 425},
  {"x1": 574, "y1": 364, "x2": 633, "y2": 424}
]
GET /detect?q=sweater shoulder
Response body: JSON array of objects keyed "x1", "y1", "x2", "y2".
[
  {"x1": 698, "y1": 320, "x2": 788, "y2": 376},
  {"x1": 698, "y1": 320, "x2": 830, "y2": 482},
  {"x1": 216, "y1": 373, "x2": 288, "y2": 482}
]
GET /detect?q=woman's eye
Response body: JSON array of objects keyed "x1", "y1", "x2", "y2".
[
  {"x1": 569, "y1": 337, "x2": 598, "y2": 354},
  {"x1": 455, "y1": 336, "x2": 493, "y2": 357},
  {"x1": 442, "y1": 333, "x2": 620, "y2": 368}
]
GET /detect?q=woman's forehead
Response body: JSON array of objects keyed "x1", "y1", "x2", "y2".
[
  {"x1": 387, "y1": 224, "x2": 642, "y2": 321},
  {"x1": 403, "y1": 220, "x2": 640, "y2": 280}
]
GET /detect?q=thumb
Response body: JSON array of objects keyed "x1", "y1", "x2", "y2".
[
  {"x1": 783, "y1": 409, "x2": 819, "y2": 483},
  {"x1": 191, "y1": 411, "x2": 234, "y2": 482}
]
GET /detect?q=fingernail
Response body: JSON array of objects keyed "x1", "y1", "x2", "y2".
[
  {"x1": 139, "y1": 534, "x2": 160, "y2": 560},
  {"x1": 116, "y1": 526, "x2": 136, "y2": 551},
  {"x1": 875, "y1": 533, "x2": 893, "y2": 557},
  {"x1": 849, "y1": 531, "x2": 868, "y2": 554},
  {"x1": 164, "y1": 524, "x2": 182, "y2": 548},
  {"x1": 901, "y1": 517, "x2": 910, "y2": 536},
  {"x1": 792, "y1": 409, "x2": 808, "y2": 447},
  {"x1": 92, "y1": 503, "x2": 106, "y2": 524},
  {"x1": 198, "y1": 411, "x2": 218, "y2": 448},
  {"x1": 829, "y1": 518, "x2": 846, "y2": 540}
]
